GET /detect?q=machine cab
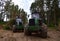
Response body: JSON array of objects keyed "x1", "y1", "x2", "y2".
[
  {"x1": 31, "y1": 12, "x2": 39, "y2": 19},
  {"x1": 16, "y1": 16, "x2": 23, "y2": 26},
  {"x1": 29, "y1": 11, "x2": 42, "y2": 26}
]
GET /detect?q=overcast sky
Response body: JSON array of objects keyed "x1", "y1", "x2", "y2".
[{"x1": 12, "y1": 0, "x2": 35, "y2": 15}]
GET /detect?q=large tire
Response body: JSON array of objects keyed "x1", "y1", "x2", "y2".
[
  {"x1": 40, "y1": 23, "x2": 47, "y2": 38},
  {"x1": 40, "y1": 31, "x2": 47, "y2": 38},
  {"x1": 24, "y1": 27, "x2": 31, "y2": 35},
  {"x1": 12, "y1": 25, "x2": 17, "y2": 32},
  {"x1": 13, "y1": 29, "x2": 16, "y2": 32}
]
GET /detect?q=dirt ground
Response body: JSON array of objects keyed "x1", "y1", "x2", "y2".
[{"x1": 0, "y1": 29, "x2": 59, "y2": 41}]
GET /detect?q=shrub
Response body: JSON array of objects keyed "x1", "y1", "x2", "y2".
[
  {"x1": 3, "y1": 25, "x2": 10, "y2": 30},
  {"x1": 7, "y1": 19, "x2": 16, "y2": 28},
  {"x1": 0, "y1": 21, "x2": 6, "y2": 25},
  {"x1": 48, "y1": 23, "x2": 55, "y2": 27}
]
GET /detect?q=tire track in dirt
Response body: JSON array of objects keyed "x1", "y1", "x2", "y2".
[{"x1": 0, "y1": 29, "x2": 59, "y2": 41}]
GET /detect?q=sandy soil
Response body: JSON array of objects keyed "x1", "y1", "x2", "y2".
[{"x1": 0, "y1": 29, "x2": 59, "y2": 41}]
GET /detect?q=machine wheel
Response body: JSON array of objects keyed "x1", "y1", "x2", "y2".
[
  {"x1": 24, "y1": 27, "x2": 31, "y2": 35},
  {"x1": 13, "y1": 29, "x2": 16, "y2": 32},
  {"x1": 40, "y1": 31, "x2": 47, "y2": 38},
  {"x1": 12, "y1": 25, "x2": 17, "y2": 32},
  {"x1": 40, "y1": 23, "x2": 47, "y2": 38}
]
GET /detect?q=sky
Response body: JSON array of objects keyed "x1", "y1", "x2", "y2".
[{"x1": 12, "y1": 0, "x2": 35, "y2": 15}]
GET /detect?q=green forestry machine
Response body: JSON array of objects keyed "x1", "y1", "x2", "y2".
[
  {"x1": 24, "y1": 11, "x2": 47, "y2": 38},
  {"x1": 12, "y1": 16, "x2": 24, "y2": 32}
]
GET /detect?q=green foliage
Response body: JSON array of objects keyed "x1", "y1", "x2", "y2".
[
  {"x1": 21, "y1": 9, "x2": 28, "y2": 25},
  {"x1": 30, "y1": 0, "x2": 59, "y2": 27},
  {"x1": 4, "y1": 1, "x2": 28, "y2": 25},
  {"x1": 0, "y1": 21, "x2": 10, "y2": 30},
  {"x1": 7, "y1": 19, "x2": 16, "y2": 27},
  {"x1": 48, "y1": 27, "x2": 56, "y2": 30},
  {"x1": 0, "y1": 21, "x2": 6, "y2": 25},
  {"x1": 3, "y1": 19, "x2": 16, "y2": 30},
  {"x1": 48, "y1": 23, "x2": 55, "y2": 27},
  {"x1": 3, "y1": 25, "x2": 10, "y2": 30}
]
